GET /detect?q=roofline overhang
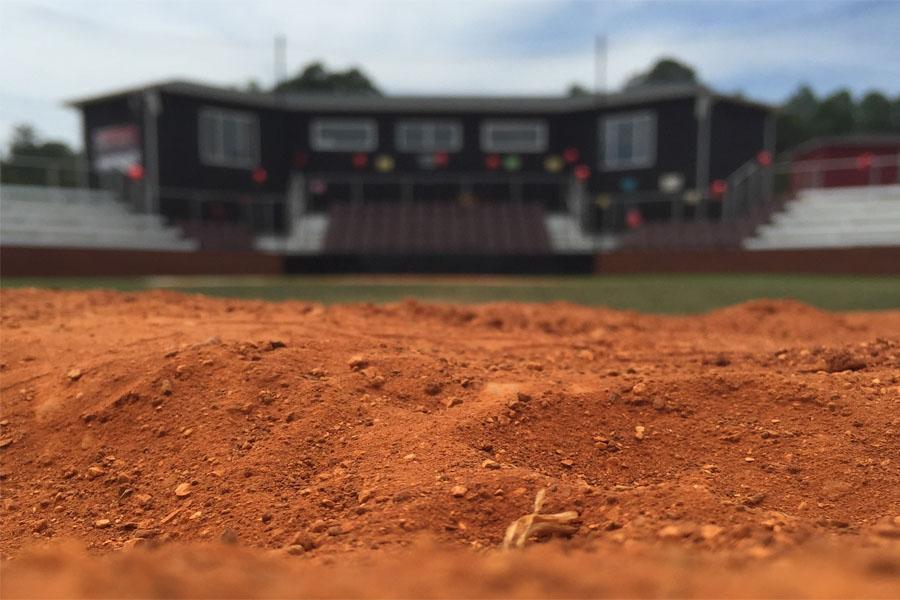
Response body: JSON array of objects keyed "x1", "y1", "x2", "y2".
[{"x1": 66, "y1": 79, "x2": 775, "y2": 114}]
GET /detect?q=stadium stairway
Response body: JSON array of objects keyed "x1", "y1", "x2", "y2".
[
  {"x1": 544, "y1": 213, "x2": 621, "y2": 253},
  {"x1": 256, "y1": 213, "x2": 329, "y2": 254},
  {"x1": 0, "y1": 185, "x2": 197, "y2": 251},
  {"x1": 744, "y1": 185, "x2": 900, "y2": 250},
  {"x1": 322, "y1": 200, "x2": 552, "y2": 255}
]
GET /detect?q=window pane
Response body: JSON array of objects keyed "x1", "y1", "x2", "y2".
[
  {"x1": 199, "y1": 108, "x2": 258, "y2": 167},
  {"x1": 481, "y1": 120, "x2": 547, "y2": 153},
  {"x1": 433, "y1": 126, "x2": 455, "y2": 147},
  {"x1": 312, "y1": 120, "x2": 376, "y2": 151},
  {"x1": 616, "y1": 121, "x2": 634, "y2": 161},
  {"x1": 600, "y1": 112, "x2": 655, "y2": 170},
  {"x1": 222, "y1": 118, "x2": 239, "y2": 159},
  {"x1": 396, "y1": 121, "x2": 461, "y2": 152}
]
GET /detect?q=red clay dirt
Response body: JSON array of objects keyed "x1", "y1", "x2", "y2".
[{"x1": 1, "y1": 289, "x2": 899, "y2": 598}]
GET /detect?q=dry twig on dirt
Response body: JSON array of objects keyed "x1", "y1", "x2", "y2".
[{"x1": 502, "y1": 489, "x2": 580, "y2": 550}]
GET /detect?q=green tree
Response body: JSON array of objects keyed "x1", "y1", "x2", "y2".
[
  {"x1": 855, "y1": 91, "x2": 892, "y2": 132},
  {"x1": 624, "y1": 58, "x2": 698, "y2": 90},
  {"x1": 2, "y1": 123, "x2": 82, "y2": 187},
  {"x1": 567, "y1": 83, "x2": 591, "y2": 97},
  {"x1": 811, "y1": 89, "x2": 855, "y2": 137},
  {"x1": 273, "y1": 61, "x2": 381, "y2": 95},
  {"x1": 892, "y1": 97, "x2": 900, "y2": 132},
  {"x1": 783, "y1": 85, "x2": 818, "y2": 124},
  {"x1": 776, "y1": 85, "x2": 818, "y2": 153}
]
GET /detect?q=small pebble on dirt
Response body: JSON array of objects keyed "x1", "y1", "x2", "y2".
[
  {"x1": 481, "y1": 459, "x2": 501, "y2": 470},
  {"x1": 451, "y1": 485, "x2": 468, "y2": 497},
  {"x1": 174, "y1": 482, "x2": 192, "y2": 497},
  {"x1": 348, "y1": 355, "x2": 369, "y2": 370}
]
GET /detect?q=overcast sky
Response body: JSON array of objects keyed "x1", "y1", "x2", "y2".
[{"x1": 1, "y1": 0, "x2": 899, "y2": 150}]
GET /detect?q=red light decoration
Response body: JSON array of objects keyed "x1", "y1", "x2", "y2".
[
  {"x1": 574, "y1": 164, "x2": 591, "y2": 181},
  {"x1": 434, "y1": 151, "x2": 449, "y2": 168},
  {"x1": 857, "y1": 152, "x2": 874, "y2": 170},
  {"x1": 352, "y1": 153, "x2": 369, "y2": 169},
  {"x1": 563, "y1": 147, "x2": 580, "y2": 164},
  {"x1": 252, "y1": 167, "x2": 268, "y2": 184},
  {"x1": 625, "y1": 208, "x2": 643, "y2": 230},
  {"x1": 485, "y1": 154, "x2": 501, "y2": 170},
  {"x1": 710, "y1": 179, "x2": 727, "y2": 199},
  {"x1": 126, "y1": 163, "x2": 144, "y2": 180},
  {"x1": 756, "y1": 150, "x2": 772, "y2": 167}
]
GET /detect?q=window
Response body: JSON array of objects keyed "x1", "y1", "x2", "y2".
[
  {"x1": 198, "y1": 108, "x2": 259, "y2": 168},
  {"x1": 310, "y1": 119, "x2": 378, "y2": 152},
  {"x1": 395, "y1": 120, "x2": 463, "y2": 153},
  {"x1": 600, "y1": 111, "x2": 656, "y2": 170},
  {"x1": 480, "y1": 120, "x2": 548, "y2": 153}
]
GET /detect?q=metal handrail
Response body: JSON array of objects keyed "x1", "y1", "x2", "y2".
[{"x1": 1, "y1": 154, "x2": 91, "y2": 188}]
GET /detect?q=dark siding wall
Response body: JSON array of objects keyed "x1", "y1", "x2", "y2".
[
  {"x1": 157, "y1": 93, "x2": 292, "y2": 193},
  {"x1": 564, "y1": 98, "x2": 699, "y2": 196},
  {"x1": 709, "y1": 102, "x2": 767, "y2": 181},
  {"x1": 81, "y1": 95, "x2": 142, "y2": 186},
  {"x1": 79, "y1": 90, "x2": 771, "y2": 222}
]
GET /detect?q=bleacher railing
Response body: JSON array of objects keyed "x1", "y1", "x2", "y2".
[
  {"x1": 723, "y1": 153, "x2": 899, "y2": 221},
  {"x1": 0, "y1": 154, "x2": 90, "y2": 188}
]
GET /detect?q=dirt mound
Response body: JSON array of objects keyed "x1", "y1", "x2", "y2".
[{"x1": 2, "y1": 290, "x2": 899, "y2": 597}]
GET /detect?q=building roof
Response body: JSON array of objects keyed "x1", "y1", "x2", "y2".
[
  {"x1": 67, "y1": 79, "x2": 773, "y2": 113},
  {"x1": 789, "y1": 134, "x2": 900, "y2": 157}
]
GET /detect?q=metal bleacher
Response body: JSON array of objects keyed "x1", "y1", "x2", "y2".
[
  {"x1": 744, "y1": 185, "x2": 900, "y2": 250},
  {"x1": 0, "y1": 185, "x2": 197, "y2": 251}
]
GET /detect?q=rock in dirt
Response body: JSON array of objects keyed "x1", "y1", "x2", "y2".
[
  {"x1": 481, "y1": 459, "x2": 501, "y2": 470},
  {"x1": 699, "y1": 524, "x2": 724, "y2": 540},
  {"x1": 174, "y1": 482, "x2": 192, "y2": 497},
  {"x1": 94, "y1": 519, "x2": 111, "y2": 529},
  {"x1": 66, "y1": 369, "x2": 82, "y2": 381},
  {"x1": 658, "y1": 525, "x2": 688, "y2": 539},
  {"x1": 824, "y1": 350, "x2": 867, "y2": 373},
  {"x1": 451, "y1": 485, "x2": 468, "y2": 498},
  {"x1": 220, "y1": 529, "x2": 239, "y2": 544},
  {"x1": 348, "y1": 355, "x2": 369, "y2": 370}
]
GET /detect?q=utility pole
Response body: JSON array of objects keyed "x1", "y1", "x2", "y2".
[
  {"x1": 274, "y1": 35, "x2": 287, "y2": 87},
  {"x1": 594, "y1": 33, "x2": 607, "y2": 105}
]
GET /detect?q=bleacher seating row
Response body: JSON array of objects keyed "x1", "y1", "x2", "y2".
[
  {"x1": 1, "y1": 185, "x2": 197, "y2": 251},
  {"x1": 323, "y1": 201, "x2": 552, "y2": 255},
  {"x1": 744, "y1": 185, "x2": 900, "y2": 250}
]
